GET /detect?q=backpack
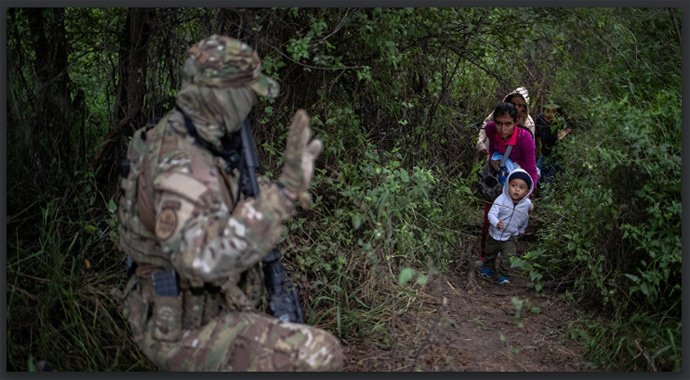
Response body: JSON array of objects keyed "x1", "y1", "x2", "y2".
[
  {"x1": 118, "y1": 116, "x2": 166, "y2": 241},
  {"x1": 477, "y1": 145, "x2": 512, "y2": 202}
]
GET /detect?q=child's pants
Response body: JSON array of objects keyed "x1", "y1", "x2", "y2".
[{"x1": 484, "y1": 235, "x2": 518, "y2": 278}]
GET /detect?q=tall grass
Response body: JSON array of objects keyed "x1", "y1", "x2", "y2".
[{"x1": 6, "y1": 165, "x2": 155, "y2": 372}]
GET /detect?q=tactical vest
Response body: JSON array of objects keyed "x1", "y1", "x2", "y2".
[{"x1": 118, "y1": 114, "x2": 263, "y2": 341}]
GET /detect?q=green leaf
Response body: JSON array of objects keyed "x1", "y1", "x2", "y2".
[
  {"x1": 399, "y1": 168, "x2": 409, "y2": 183},
  {"x1": 351, "y1": 214, "x2": 364, "y2": 230},
  {"x1": 399, "y1": 268, "x2": 414, "y2": 285},
  {"x1": 511, "y1": 257, "x2": 526, "y2": 269},
  {"x1": 624, "y1": 274, "x2": 640, "y2": 283},
  {"x1": 28, "y1": 355, "x2": 36, "y2": 372},
  {"x1": 529, "y1": 271, "x2": 542, "y2": 282},
  {"x1": 640, "y1": 284, "x2": 650, "y2": 296},
  {"x1": 108, "y1": 16, "x2": 120, "y2": 29},
  {"x1": 651, "y1": 345, "x2": 672, "y2": 362},
  {"x1": 108, "y1": 198, "x2": 117, "y2": 213},
  {"x1": 416, "y1": 273, "x2": 429, "y2": 285}
]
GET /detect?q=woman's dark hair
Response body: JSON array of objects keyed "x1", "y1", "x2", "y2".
[
  {"x1": 504, "y1": 93, "x2": 523, "y2": 104},
  {"x1": 494, "y1": 102, "x2": 518, "y2": 123}
]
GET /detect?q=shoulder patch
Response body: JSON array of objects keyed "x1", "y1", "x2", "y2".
[
  {"x1": 154, "y1": 172, "x2": 208, "y2": 202},
  {"x1": 155, "y1": 208, "x2": 178, "y2": 241},
  {"x1": 161, "y1": 199, "x2": 182, "y2": 210}
]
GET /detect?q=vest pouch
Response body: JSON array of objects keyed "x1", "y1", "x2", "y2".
[
  {"x1": 151, "y1": 270, "x2": 182, "y2": 342},
  {"x1": 120, "y1": 277, "x2": 149, "y2": 342},
  {"x1": 203, "y1": 289, "x2": 223, "y2": 325},
  {"x1": 182, "y1": 288, "x2": 205, "y2": 330},
  {"x1": 151, "y1": 293, "x2": 183, "y2": 342}
]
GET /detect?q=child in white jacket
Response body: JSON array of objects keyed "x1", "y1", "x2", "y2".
[{"x1": 480, "y1": 168, "x2": 534, "y2": 284}]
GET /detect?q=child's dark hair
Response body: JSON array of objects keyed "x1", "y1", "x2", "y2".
[{"x1": 494, "y1": 102, "x2": 518, "y2": 123}]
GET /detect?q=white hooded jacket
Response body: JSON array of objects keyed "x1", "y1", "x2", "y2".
[{"x1": 488, "y1": 168, "x2": 534, "y2": 241}]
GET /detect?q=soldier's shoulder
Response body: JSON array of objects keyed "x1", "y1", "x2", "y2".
[{"x1": 152, "y1": 148, "x2": 226, "y2": 203}]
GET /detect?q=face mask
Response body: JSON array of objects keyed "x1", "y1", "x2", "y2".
[{"x1": 176, "y1": 84, "x2": 257, "y2": 146}]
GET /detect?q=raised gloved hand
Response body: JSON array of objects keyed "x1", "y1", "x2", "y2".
[{"x1": 278, "y1": 109, "x2": 323, "y2": 209}]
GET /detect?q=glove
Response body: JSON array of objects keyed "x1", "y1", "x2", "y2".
[{"x1": 278, "y1": 109, "x2": 323, "y2": 209}]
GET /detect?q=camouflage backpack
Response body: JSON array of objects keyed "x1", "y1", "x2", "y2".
[{"x1": 118, "y1": 116, "x2": 171, "y2": 267}]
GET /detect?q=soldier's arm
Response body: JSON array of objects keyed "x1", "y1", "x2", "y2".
[{"x1": 152, "y1": 169, "x2": 295, "y2": 284}]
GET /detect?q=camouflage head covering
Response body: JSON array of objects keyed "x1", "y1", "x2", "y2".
[
  {"x1": 182, "y1": 35, "x2": 279, "y2": 98},
  {"x1": 176, "y1": 36, "x2": 280, "y2": 146}
]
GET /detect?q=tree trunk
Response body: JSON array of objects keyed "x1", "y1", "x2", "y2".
[
  {"x1": 94, "y1": 8, "x2": 153, "y2": 187},
  {"x1": 26, "y1": 8, "x2": 74, "y2": 184}
]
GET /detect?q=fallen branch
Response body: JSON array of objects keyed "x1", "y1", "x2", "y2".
[
  {"x1": 541, "y1": 279, "x2": 576, "y2": 290},
  {"x1": 633, "y1": 339, "x2": 657, "y2": 372}
]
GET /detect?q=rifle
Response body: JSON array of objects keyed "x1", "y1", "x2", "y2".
[{"x1": 222, "y1": 119, "x2": 305, "y2": 324}]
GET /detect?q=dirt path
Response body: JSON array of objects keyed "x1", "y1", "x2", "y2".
[{"x1": 342, "y1": 219, "x2": 592, "y2": 372}]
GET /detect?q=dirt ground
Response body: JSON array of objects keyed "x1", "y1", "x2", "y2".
[{"x1": 341, "y1": 216, "x2": 592, "y2": 372}]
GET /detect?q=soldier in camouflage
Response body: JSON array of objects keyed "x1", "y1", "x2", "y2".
[{"x1": 114, "y1": 35, "x2": 343, "y2": 371}]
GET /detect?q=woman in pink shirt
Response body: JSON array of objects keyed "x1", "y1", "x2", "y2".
[{"x1": 478, "y1": 102, "x2": 537, "y2": 268}]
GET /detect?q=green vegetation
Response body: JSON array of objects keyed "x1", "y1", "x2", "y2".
[
  {"x1": 515, "y1": 8, "x2": 682, "y2": 371},
  {"x1": 7, "y1": 7, "x2": 681, "y2": 372}
]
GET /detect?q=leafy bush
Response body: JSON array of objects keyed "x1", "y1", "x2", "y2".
[{"x1": 515, "y1": 8, "x2": 682, "y2": 371}]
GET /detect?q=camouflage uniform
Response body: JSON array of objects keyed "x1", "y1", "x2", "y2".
[{"x1": 115, "y1": 36, "x2": 342, "y2": 371}]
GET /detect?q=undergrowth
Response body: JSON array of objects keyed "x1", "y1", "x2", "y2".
[
  {"x1": 510, "y1": 8, "x2": 682, "y2": 371},
  {"x1": 7, "y1": 163, "x2": 154, "y2": 371}
]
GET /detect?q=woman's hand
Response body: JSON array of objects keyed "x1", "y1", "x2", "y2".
[
  {"x1": 557, "y1": 128, "x2": 571, "y2": 140},
  {"x1": 489, "y1": 159, "x2": 499, "y2": 171},
  {"x1": 497, "y1": 221, "x2": 504, "y2": 229}
]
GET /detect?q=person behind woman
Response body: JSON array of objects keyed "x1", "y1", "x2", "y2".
[
  {"x1": 477, "y1": 102, "x2": 538, "y2": 269},
  {"x1": 535, "y1": 103, "x2": 571, "y2": 184},
  {"x1": 476, "y1": 87, "x2": 535, "y2": 158}
]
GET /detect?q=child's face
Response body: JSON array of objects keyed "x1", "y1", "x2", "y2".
[{"x1": 509, "y1": 178, "x2": 529, "y2": 201}]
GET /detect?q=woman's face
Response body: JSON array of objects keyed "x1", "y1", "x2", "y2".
[
  {"x1": 494, "y1": 114, "x2": 516, "y2": 142},
  {"x1": 510, "y1": 98, "x2": 526, "y2": 117}
]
